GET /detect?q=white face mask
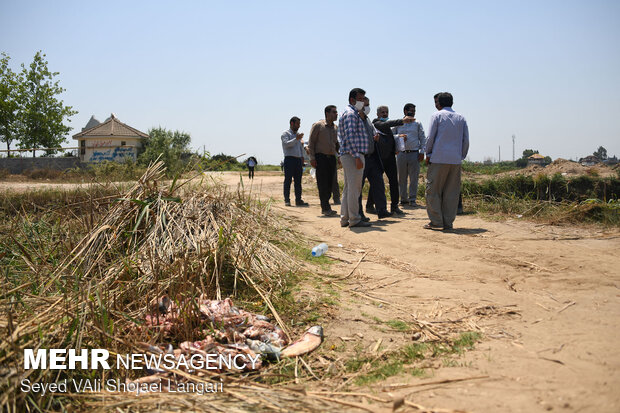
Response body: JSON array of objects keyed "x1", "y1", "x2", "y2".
[
  {"x1": 354, "y1": 100, "x2": 365, "y2": 110},
  {"x1": 363, "y1": 106, "x2": 370, "y2": 115}
]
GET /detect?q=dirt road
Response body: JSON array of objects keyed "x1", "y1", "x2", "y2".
[{"x1": 211, "y1": 171, "x2": 620, "y2": 413}]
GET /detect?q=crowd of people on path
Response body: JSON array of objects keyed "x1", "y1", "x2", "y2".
[{"x1": 278, "y1": 87, "x2": 469, "y2": 230}]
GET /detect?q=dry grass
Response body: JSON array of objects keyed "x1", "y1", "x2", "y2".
[{"x1": 0, "y1": 162, "x2": 306, "y2": 411}]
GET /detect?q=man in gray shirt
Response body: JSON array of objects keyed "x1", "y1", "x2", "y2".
[
  {"x1": 424, "y1": 92, "x2": 469, "y2": 230},
  {"x1": 393, "y1": 103, "x2": 426, "y2": 207},
  {"x1": 281, "y1": 116, "x2": 308, "y2": 207}
]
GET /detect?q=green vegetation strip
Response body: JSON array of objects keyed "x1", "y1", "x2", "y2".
[{"x1": 345, "y1": 332, "x2": 482, "y2": 385}]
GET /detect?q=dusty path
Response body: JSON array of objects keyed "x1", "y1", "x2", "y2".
[{"x1": 210, "y1": 171, "x2": 620, "y2": 413}]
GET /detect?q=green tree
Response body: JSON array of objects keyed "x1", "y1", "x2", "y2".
[
  {"x1": 138, "y1": 127, "x2": 192, "y2": 174},
  {"x1": 18, "y1": 51, "x2": 77, "y2": 157},
  {"x1": 0, "y1": 52, "x2": 22, "y2": 156},
  {"x1": 200, "y1": 153, "x2": 245, "y2": 171},
  {"x1": 515, "y1": 158, "x2": 528, "y2": 167},
  {"x1": 521, "y1": 149, "x2": 539, "y2": 159},
  {"x1": 593, "y1": 146, "x2": 607, "y2": 160}
]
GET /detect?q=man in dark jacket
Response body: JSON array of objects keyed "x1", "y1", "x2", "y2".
[
  {"x1": 358, "y1": 97, "x2": 392, "y2": 220},
  {"x1": 368, "y1": 106, "x2": 415, "y2": 215}
]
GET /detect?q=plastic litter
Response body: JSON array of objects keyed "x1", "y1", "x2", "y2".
[
  {"x1": 311, "y1": 243, "x2": 328, "y2": 257},
  {"x1": 395, "y1": 135, "x2": 406, "y2": 152}
]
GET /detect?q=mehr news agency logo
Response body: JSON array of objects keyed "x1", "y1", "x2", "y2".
[{"x1": 20, "y1": 348, "x2": 260, "y2": 395}]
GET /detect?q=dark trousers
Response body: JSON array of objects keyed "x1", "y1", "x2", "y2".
[
  {"x1": 315, "y1": 153, "x2": 337, "y2": 212},
  {"x1": 368, "y1": 154, "x2": 399, "y2": 210},
  {"x1": 332, "y1": 166, "x2": 340, "y2": 203},
  {"x1": 359, "y1": 152, "x2": 388, "y2": 214},
  {"x1": 283, "y1": 156, "x2": 303, "y2": 202},
  {"x1": 248, "y1": 167, "x2": 254, "y2": 179}
]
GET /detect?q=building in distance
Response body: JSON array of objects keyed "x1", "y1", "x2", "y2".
[{"x1": 72, "y1": 114, "x2": 148, "y2": 162}]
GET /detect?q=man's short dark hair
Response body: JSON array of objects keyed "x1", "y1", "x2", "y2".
[
  {"x1": 290, "y1": 116, "x2": 300, "y2": 124},
  {"x1": 324, "y1": 105, "x2": 336, "y2": 115},
  {"x1": 403, "y1": 103, "x2": 416, "y2": 112},
  {"x1": 437, "y1": 92, "x2": 453, "y2": 107},
  {"x1": 348, "y1": 88, "x2": 366, "y2": 100}
]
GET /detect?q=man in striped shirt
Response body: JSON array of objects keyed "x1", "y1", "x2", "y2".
[{"x1": 338, "y1": 88, "x2": 371, "y2": 228}]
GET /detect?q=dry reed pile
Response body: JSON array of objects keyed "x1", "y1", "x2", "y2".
[{"x1": 1, "y1": 162, "x2": 333, "y2": 411}]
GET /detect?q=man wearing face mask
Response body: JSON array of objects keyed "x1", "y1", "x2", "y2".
[
  {"x1": 281, "y1": 116, "x2": 308, "y2": 207},
  {"x1": 338, "y1": 88, "x2": 371, "y2": 228},
  {"x1": 358, "y1": 97, "x2": 392, "y2": 221},
  {"x1": 393, "y1": 103, "x2": 426, "y2": 207},
  {"x1": 370, "y1": 106, "x2": 416, "y2": 215}
]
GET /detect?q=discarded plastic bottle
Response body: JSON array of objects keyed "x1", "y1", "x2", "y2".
[{"x1": 311, "y1": 243, "x2": 328, "y2": 257}]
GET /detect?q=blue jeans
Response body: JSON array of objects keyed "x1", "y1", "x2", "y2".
[{"x1": 283, "y1": 156, "x2": 303, "y2": 202}]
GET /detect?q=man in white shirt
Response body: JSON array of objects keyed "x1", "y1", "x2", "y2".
[{"x1": 281, "y1": 117, "x2": 308, "y2": 207}]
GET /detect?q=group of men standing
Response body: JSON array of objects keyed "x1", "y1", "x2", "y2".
[{"x1": 280, "y1": 87, "x2": 469, "y2": 231}]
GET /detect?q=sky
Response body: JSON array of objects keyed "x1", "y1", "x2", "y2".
[{"x1": 1, "y1": 0, "x2": 619, "y2": 164}]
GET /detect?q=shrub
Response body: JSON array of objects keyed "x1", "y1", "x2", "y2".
[{"x1": 23, "y1": 168, "x2": 63, "y2": 180}]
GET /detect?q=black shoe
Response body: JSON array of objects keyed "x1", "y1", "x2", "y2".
[
  {"x1": 365, "y1": 205, "x2": 377, "y2": 214},
  {"x1": 322, "y1": 210, "x2": 338, "y2": 217},
  {"x1": 296, "y1": 200, "x2": 309, "y2": 207},
  {"x1": 361, "y1": 215, "x2": 370, "y2": 222},
  {"x1": 423, "y1": 223, "x2": 442, "y2": 230},
  {"x1": 284, "y1": 200, "x2": 291, "y2": 206},
  {"x1": 392, "y1": 207, "x2": 405, "y2": 215},
  {"x1": 457, "y1": 208, "x2": 464, "y2": 215},
  {"x1": 340, "y1": 221, "x2": 349, "y2": 227},
  {"x1": 333, "y1": 199, "x2": 341, "y2": 205},
  {"x1": 377, "y1": 211, "x2": 393, "y2": 219},
  {"x1": 351, "y1": 221, "x2": 371, "y2": 228},
  {"x1": 399, "y1": 201, "x2": 409, "y2": 206}
]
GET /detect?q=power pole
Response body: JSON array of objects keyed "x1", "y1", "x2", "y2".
[
  {"x1": 499, "y1": 146, "x2": 501, "y2": 162},
  {"x1": 512, "y1": 134, "x2": 516, "y2": 161}
]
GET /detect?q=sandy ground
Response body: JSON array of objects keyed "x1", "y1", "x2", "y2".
[
  {"x1": 2, "y1": 171, "x2": 619, "y2": 412},
  {"x1": 208, "y1": 170, "x2": 620, "y2": 413}
]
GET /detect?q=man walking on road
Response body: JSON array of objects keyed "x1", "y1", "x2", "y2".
[
  {"x1": 281, "y1": 116, "x2": 309, "y2": 207},
  {"x1": 424, "y1": 92, "x2": 469, "y2": 230},
  {"x1": 338, "y1": 88, "x2": 371, "y2": 228},
  {"x1": 309, "y1": 105, "x2": 340, "y2": 217}
]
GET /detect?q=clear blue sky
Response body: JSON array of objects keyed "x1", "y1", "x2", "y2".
[{"x1": 2, "y1": 0, "x2": 619, "y2": 164}]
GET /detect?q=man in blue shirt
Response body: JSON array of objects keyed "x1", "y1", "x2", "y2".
[
  {"x1": 393, "y1": 103, "x2": 426, "y2": 207},
  {"x1": 281, "y1": 117, "x2": 308, "y2": 207},
  {"x1": 338, "y1": 88, "x2": 371, "y2": 228},
  {"x1": 424, "y1": 92, "x2": 469, "y2": 230}
]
